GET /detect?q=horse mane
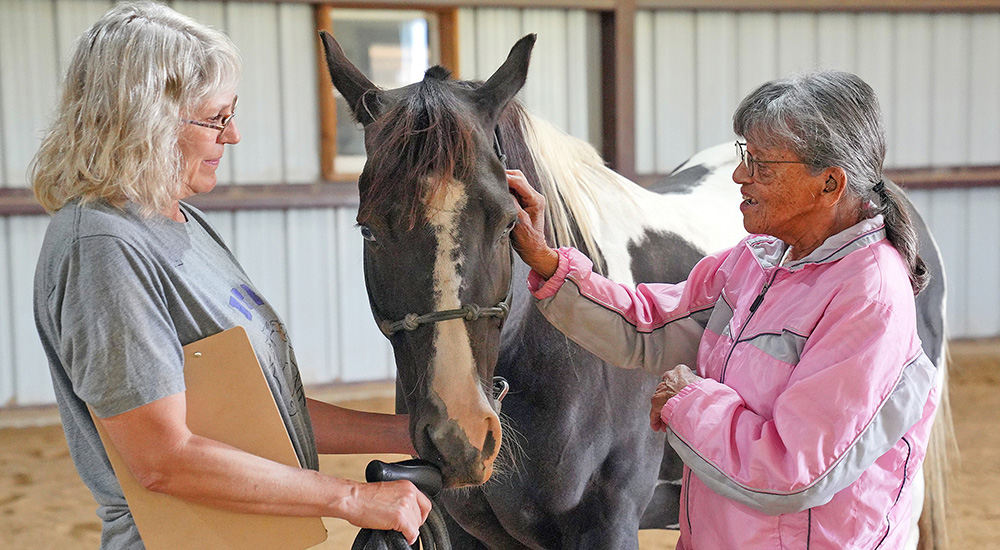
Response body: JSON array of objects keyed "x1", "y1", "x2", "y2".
[
  {"x1": 360, "y1": 66, "x2": 478, "y2": 226},
  {"x1": 499, "y1": 102, "x2": 643, "y2": 274},
  {"x1": 360, "y1": 71, "x2": 641, "y2": 258}
]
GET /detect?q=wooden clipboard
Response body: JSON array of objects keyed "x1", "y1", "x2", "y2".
[{"x1": 91, "y1": 326, "x2": 328, "y2": 550}]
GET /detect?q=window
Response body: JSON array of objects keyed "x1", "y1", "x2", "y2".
[{"x1": 321, "y1": 8, "x2": 443, "y2": 177}]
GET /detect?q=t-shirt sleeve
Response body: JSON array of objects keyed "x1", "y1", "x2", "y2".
[{"x1": 54, "y1": 234, "x2": 186, "y2": 418}]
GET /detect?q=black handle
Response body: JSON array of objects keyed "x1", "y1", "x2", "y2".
[{"x1": 365, "y1": 459, "x2": 443, "y2": 497}]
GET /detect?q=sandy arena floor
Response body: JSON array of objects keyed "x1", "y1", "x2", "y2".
[{"x1": 1, "y1": 340, "x2": 997, "y2": 549}]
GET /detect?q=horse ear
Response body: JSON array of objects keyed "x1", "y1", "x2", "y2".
[
  {"x1": 319, "y1": 30, "x2": 382, "y2": 126},
  {"x1": 473, "y1": 34, "x2": 536, "y2": 123}
]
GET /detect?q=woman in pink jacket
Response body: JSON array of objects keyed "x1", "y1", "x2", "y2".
[{"x1": 507, "y1": 70, "x2": 938, "y2": 549}]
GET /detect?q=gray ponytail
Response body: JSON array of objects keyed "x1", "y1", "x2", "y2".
[{"x1": 873, "y1": 181, "x2": 929, "y2": 293}]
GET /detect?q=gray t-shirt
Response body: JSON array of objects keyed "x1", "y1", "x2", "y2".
[{"x1": 33, "y1": 199, "x2": 318, "y2": 549}]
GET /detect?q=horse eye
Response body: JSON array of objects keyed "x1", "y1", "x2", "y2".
[
  {"x1": 502, "y1": 219, "x2": 517, "y2": 236},
  {"x1": 359, "y1": 225, "x2": 376, "y2": 242}
]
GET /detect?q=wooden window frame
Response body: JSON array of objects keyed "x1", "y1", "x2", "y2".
[{"x1": 315, "y1": 4, "x2": 460, "y2": 182}]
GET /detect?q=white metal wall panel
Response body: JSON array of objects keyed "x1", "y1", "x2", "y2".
[
  {"x1": 459, "y1": 7, "x2": 595, "y2": 142},
  {"x1": 735, "y1": 12, "x2": 777, "y2": 100},
  {"x1": 335, "y1": 208, "x2": 393, "y2": 382},
  {"x1": 969, "y1": 14, "x2": 1000, "y2": 166},
  {"x1": 457, "y1": 8, "x2": 477, "y2": 79},
  {"x1": 0, "y1": 219, "x2": 12, "y2": 406},
  {"x1": 966, "y1": 188, "x2": 1000, "y2": 337},
  {"x1": 0, "y1": 0, "x2": 59, "y2": 188},
  {"x1": 855, "y1": 13, "x2": 896, "y2": 165},
  {"x1": 634, "y1": 11, "x2": 655, "y2": 173},
  {"x1": 926, "y1": 190, "x2": 969, "y2": 336},
  {"x1": 931, "y1": 14, "x2": 971, "y2": 166},
  {"x1": 653, "y1": 11, "x2": 697, "y2": 173},
  {"x1": 232, "y1": 210, "x2": 289, "y2": 321},
  {"x1": 776, "y1": 12, "x2": 817, "y2": 75},
  {"x1": 521, "y1": 10, "x2": 569, "y2": 131},
  {"x1": 171, "y1": 0, "x2": 226, "y2": 27},
  {"x1": 566, "y1": 11, "x2": 598, "y2": 145},
  {"x1": 9, "y1": 216, "x2": 51, "y2": 405},
  {"x1": 817, "y1": 13, "x2": 856, "y2": 70},
  {"x1": 639, "y1": 10, "x2": 1000, "y2": 170},
  {"x1": 285, "y1": 209, "x2": 338, "y2": 384},
  {"x1": 893, "y1": 14, "x2": 933, "y2": 167},
  {"x1": 227, "y1": 3, "x2": 284, "y2": 184},
  {"x1": 472, "y1": 9, "x2": 524, "y2": 82},
  {"x1": 695, "y1": 12, "x2": 738, "y2": 151},
  {"x1": 278, "y1": 4, "x2": 321, "y2": 184}
]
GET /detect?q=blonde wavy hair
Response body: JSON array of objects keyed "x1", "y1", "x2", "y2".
[{"x1": 31, "y1": 1, "x2": 242, "y2": 216}]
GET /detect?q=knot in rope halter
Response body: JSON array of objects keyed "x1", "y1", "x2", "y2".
[
  {"x1": 463, "y1": 304, "x2": 481, "y2": 321},
  {"x1": 400, "y1": 313, "x2": 421, "y2": 332}
]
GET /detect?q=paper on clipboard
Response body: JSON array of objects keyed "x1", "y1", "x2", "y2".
[{"x1": 91, "y1": 326, "x2": 328, "y2": 550}]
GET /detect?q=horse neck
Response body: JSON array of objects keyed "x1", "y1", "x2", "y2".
[
  {"x1": 515, "y1": 114, "x2": 750, "y2": 284},
  {"x1": 518, "y1": 112, "x2": 647, "y2": 271}
]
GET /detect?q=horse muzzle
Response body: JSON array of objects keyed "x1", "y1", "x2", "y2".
[{"x1": 412, "y1": 376, "x2": 509, "y2": 488}]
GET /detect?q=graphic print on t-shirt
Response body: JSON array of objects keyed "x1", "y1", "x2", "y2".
[
  {"x1": 229, "y1": 284, "x2": 264, "y2": 320},
  {"x1": 226, "y1": 282, "x2": 306, "y2": 419}
]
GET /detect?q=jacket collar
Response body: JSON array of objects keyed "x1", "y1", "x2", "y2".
[{"x1": 746, "y1": 215, "x2": 886, "y2": 272}]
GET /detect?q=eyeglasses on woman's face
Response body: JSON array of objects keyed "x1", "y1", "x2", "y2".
[
  {"x1": 183, "y1": 96, "x2": 238, "y2": 135},
  {"x1": 735, "y1": 141, "x2": 809, "y2": 178}
]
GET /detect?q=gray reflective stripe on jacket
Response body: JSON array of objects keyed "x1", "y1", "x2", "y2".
[
  {"x1": 707, "y1": 294, "x2": 808, "y2": 364},
  {"x1": 535, "y1": 278, "x2": 712, "y2": 376},
  {"x1": 667, "y1": 351, "x2": 936, "y2": 515}
]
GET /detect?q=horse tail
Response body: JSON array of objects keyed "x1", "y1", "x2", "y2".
[{"x1": 919, "y1": 339, "x2": 958, "y2": 550}]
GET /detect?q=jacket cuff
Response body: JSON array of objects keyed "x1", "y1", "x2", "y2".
[
  {"x1": 528, "y1": 247, "x2": 576, "y2": 299},
  {"x1": 660, "y1": 379, "x2": 705, "y2": 426}
]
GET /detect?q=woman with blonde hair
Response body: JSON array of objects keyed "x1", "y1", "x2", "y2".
[{"x1": 32, "y1": 2, "x2": 430, "y2": 548}]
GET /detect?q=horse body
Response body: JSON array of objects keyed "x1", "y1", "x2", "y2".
[{"x1": 320, "y1": 32, "x2": 950, "y2": 550}]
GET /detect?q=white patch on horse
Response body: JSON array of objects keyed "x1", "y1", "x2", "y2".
[
  {"x1": 424, "y1": 180, "x2": 498, "y2": 455},
  {"x1": 523, "y1": 117, "x2": 746, "y2": 285}
]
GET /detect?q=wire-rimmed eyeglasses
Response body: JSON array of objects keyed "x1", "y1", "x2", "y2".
[
  {"x1": 735, "y1": 141, "x2": 808, "y2": 178},
  {"x1": 183, "y1": 96, "x2": 238, "y2": 135}
]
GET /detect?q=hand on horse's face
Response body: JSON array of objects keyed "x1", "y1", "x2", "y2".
[
  {"x1": 507, "y1": 170, "x2": 559, "y2": 279},
  {"x1": 649, "y1": 364, "x2": 702, "y2": 432}
]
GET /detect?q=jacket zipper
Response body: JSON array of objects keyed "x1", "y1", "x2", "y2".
[
  {"x1": 684, "y1": 468, "x2": 693, "y2": 536},
  {"x1": 720, "y1": 269, "x2": 779, "y2": 383}
]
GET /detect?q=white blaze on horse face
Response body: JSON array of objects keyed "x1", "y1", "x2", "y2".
[{"x1": 424, "y1": 179, "x2": 501, "y2": 476}]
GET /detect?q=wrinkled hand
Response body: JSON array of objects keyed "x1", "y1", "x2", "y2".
[
  {"x1": 342, "y1": 480, "x2": 432, "y2": 544},
  {"x1": 507, "y1": 170, "x2": 559, "y2": 279},
  {"x1": 649, "y1": 364, "x2": 702, "y2": 432}
]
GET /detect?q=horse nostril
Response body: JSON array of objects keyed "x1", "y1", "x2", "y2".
[
  {"x1": 482, "y1": 428, "x2": 498, "y2": 459},
  {"x1": 481, "y1": 414, "x2": 503, "y2": 463}
]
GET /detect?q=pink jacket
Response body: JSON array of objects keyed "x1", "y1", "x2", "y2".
[{"x1": 529, "y1": 216, "x2": 938, "y2": 549}]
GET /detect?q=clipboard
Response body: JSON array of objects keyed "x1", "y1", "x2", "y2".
[{"x1": 91, "y1": 326, "x2": 328, "y2": 550}]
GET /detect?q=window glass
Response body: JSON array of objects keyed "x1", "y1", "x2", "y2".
[{"x1": 330, "y1": 10, "x2": 438, "y2": 174}]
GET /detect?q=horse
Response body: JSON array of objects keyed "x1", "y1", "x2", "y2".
[{"x1": 319, "y1": 32, "x2": 952, "y2": 549}]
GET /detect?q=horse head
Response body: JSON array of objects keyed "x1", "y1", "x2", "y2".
[{"x1": 320, "y1": 31, "x2": 535, "y2": 487}]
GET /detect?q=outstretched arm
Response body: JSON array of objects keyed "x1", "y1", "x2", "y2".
[
  {"x1": 306, "y1": 397, "x2": 415, "y2": 456},
  {"x1": 98, "y1": 392, "x2": 431, "y2": 544}
]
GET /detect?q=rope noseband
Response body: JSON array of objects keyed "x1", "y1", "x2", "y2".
[{"x1": 378, "y1": 299, "x2": 510, "y2": 337}]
